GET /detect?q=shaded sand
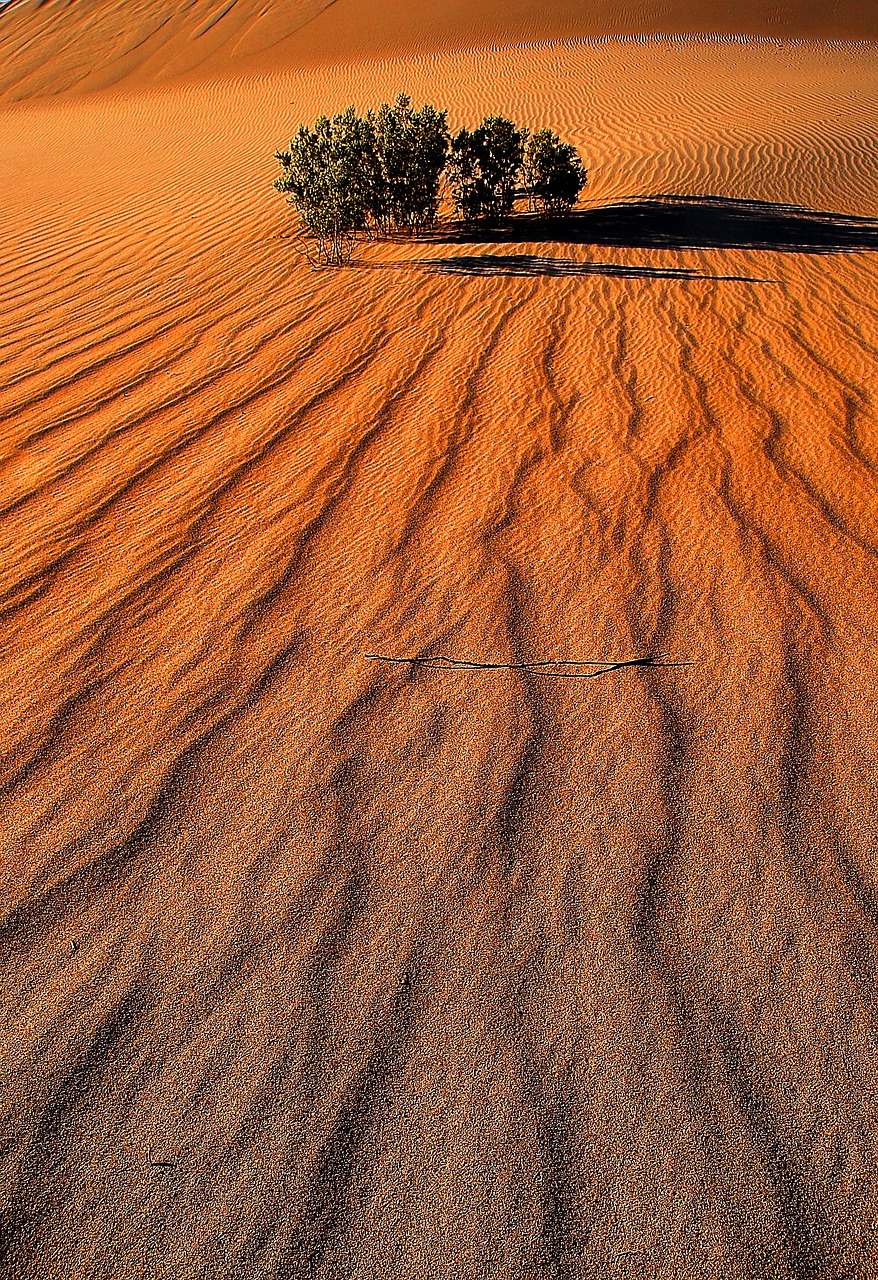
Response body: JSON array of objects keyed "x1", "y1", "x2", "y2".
[{"x1": 2, "y1": 30, "x2": 878, "y2": 1280}]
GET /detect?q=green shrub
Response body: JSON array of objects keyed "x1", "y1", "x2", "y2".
[
  {"x1": 447, "y1": 115, "x2": 529, "y2": 222},
  {"x1": 523, "y1": 129, "x2": 587, "y2": 214},
  {"x1": 368, "y1": 94, "x2": 450, "y2": 234},
  {"x1": 274, "y1": 98, "x2": 588, "y2": 262},
  {"x1": 274, "y1": 106, "x2": 375, "y2": 264}
]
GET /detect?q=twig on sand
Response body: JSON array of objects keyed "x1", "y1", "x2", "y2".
[
  {"x1": 148, "y1": 1148, "x2": 178, "y2": 1169},
  {"x1": 365, "y1": 653, "x2": 693, "y2": 679}
]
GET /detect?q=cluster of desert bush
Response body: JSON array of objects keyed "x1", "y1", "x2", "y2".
[{"x1": 274, "y1": 94, "x2": 587, "y2": 265}]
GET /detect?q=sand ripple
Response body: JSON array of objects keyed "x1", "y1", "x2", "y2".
[{"x1": 1, "y1": 36, "x2": 878, "y2": 1280}]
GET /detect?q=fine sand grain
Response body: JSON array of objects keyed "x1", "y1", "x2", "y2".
[
  {"x1": 1, "y1": 0, "x2": 877, "y2": 101},
  {"x1": 1, "y1": 12, "x2": 878, "y2": 1280}
]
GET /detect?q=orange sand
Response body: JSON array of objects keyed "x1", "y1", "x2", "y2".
[
  {"x1": 1, "y1": 0, "x2": 877, "y2": 100},
  {"x1": 2, "y1": 7, "x2": 878, "y2": 1279}
]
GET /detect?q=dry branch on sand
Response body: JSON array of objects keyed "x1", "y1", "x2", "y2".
[{"x1": 365, "y1": 653, "x2": 693, "y2": 679}]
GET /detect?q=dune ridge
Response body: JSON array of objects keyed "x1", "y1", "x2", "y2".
[{"x1": 2, "y1": 26, "x2": 878, "y2": 1280}]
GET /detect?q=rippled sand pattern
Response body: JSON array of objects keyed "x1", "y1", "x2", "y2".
[
  {"x1": 0, "y1": 0, "x2": 335, "y2": 100},
  {"x1": 2, "y1": 36, "x2": 878, "y2": 1280},
  {"x1": 1, "y1": 0, "x2": 877, "y2": 101}
]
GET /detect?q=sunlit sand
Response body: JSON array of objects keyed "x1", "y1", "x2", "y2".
[{"x1": 2, "y1": 3, "x2": 877, "y2": 1277}]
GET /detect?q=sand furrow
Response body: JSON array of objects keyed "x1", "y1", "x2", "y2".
[{"x1": 2, "y1": 28, "x2": 878, "y2": 1280}]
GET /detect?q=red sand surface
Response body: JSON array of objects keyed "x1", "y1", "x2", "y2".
[
  {"x1": 1, "y1": 6, "x2": 878, "y2": 1279},
  {"x1": 0, "y1": 0, "x2": 877, "y2": 100}
]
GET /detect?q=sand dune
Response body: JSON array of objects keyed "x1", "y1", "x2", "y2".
[
  {"x1": 1, "y1": 0, "x2": 877, "y2": 101},
  {"x1": 2, "y1": 21, "x2": 878, "y2": 1280}
]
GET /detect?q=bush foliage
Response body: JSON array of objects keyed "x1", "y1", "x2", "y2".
[
  {"x1": 368, "y1": 95, "x2": 450, "y2": 234},
  {"x1": 447, "y1": 115, "x2": 528, "y2": 222},
  {"x1": 274, "y1": 106, "x2": 373, "y2": 264},
  {"x1": 275, "y1": 95, "x2": 587, "y2": 264},
  {"x1": 523, "y1": 128, "x2": 588, "y2": 215}
]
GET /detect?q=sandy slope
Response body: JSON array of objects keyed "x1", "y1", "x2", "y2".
[
  {"x1": 1, "y1": 0, "x2": 878, "y2": 101},
  {"x1": 2, "y1": 28, "x2": 878, "y2": 1280}
]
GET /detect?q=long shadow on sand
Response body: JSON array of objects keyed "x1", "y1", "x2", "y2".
[
  {"x1": 422, "y1": 255, "x2": 773, "y2": 281},
  {"x1": 433, "y1": 195, "x2": 878, "y2": 254}
]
